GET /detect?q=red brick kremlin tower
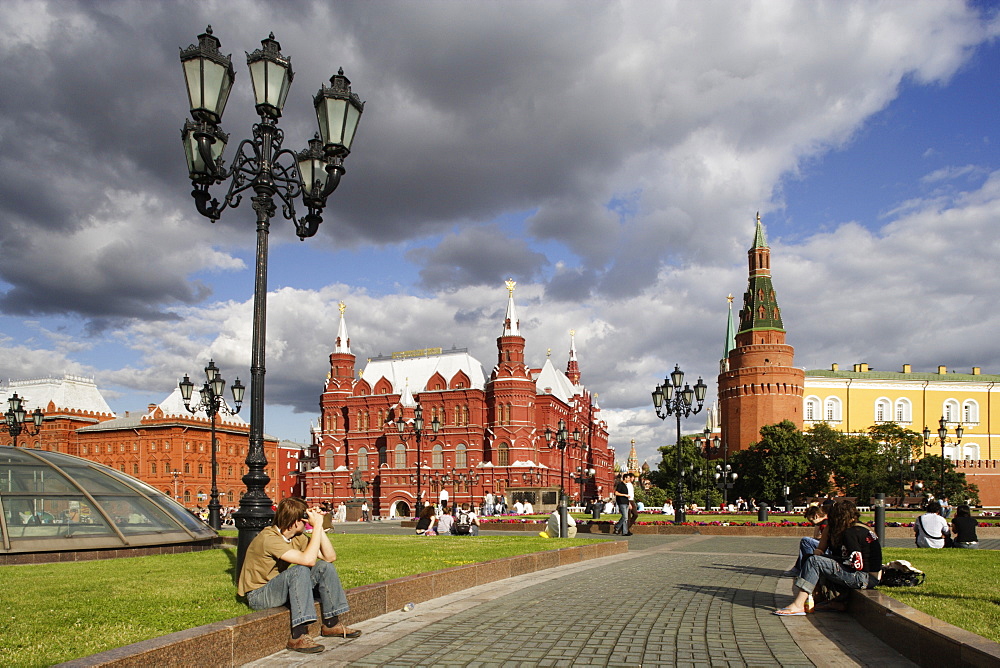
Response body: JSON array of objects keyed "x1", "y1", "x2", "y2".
[{"x1": 718, "y1": 214, "x2": 804, "y2": 452}]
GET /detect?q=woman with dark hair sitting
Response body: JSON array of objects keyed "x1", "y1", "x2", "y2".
[
  {"x1": 415, "y1": 503, "x2": 437, "y2": 536},
  {"x1": 773, "y1": 499, "x2": 881, "y2": 616},
  {"x1": 951, "y1": 504, "x2": 979, "y2": 548}
]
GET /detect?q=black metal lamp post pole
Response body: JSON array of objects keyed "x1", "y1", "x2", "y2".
[
  {"x1": 178, "y1": 27, "x2": 364, "y2": 571},
  {"x1": 179, "y1": 360, "x2": 245, "y2": 530},
  {"x1": 652, "y1": 365, "x2": 707, "y2": 523},
  {"x1": 2, "y1": 393, "x2": 44, "y2": 448},
  {"x1": 396, "y1": 403, "x2": 440, "y2": 517}
]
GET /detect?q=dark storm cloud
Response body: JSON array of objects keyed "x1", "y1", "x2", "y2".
[{"x1": 407, "y1": 225, "x2": 548, "y2": 290}]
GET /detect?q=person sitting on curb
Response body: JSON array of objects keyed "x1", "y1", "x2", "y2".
[
  {"x1": 914, "y1": 500, "x2": 950, "y2": 548},
  {"x1": 787, "y1": 503, "x2": 830, "y2": 577},
  {"x1": 539, "y1": 508, "x2": 577, "y2": 538},
  {"x1": 773, "y1": 499, "x2": 881, "y2": 616},
  {"x1": 237, "y1": 497, "x2": 360, "y2": 654}
]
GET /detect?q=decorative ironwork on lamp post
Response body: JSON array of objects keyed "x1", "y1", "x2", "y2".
[
  {"x1": 396, "y1": 403, "x2": 440, "y2": 517},
  {"x1": 545, "y1": 419, "x2": 580, "y2": 499},
  {"x1": 652, "y1": 364, "x2": 707, "y2": 523},
  {"x1": 925, "y1": 417, "x2": 962, "y2": 499},
  {"x1": 572, "y1": 466, "x2": 595, "y2": 505},
  {"x1": 2, "y1": 393, "x2": 43, "y2": 448},
  {"x1": 179, "y1": 360, "x2": 245, "y2": 530},
  {"x1": 178, "y1": 26, "x2": 364, "y2": 570}
]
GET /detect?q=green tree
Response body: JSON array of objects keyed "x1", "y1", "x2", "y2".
[
  {"x1": 648, "y1": 436, "x2": 715, "y2": 507},
  {"x1": 732, "y1": 420, "x2": 810, "y2": 506},
  {"x1": 635, "y1": 485, "x2": 666, "y2": 509}
]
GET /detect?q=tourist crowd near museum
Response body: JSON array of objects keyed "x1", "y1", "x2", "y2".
[{"x1": 2, "y1": 217, "x2": 998, "y2": 509}]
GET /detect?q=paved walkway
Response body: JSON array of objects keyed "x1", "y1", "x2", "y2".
[{"x1": 244, "y1": 532, "x2": 921, "y2": 667}]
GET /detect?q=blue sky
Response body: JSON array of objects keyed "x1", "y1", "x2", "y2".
[{"x1": 0, "y1": 1, "x2": 998, "y2": 466}]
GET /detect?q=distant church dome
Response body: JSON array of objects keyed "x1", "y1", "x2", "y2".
[{"x1": 1, "y1": 446, "x2": 215, "y2": 557}]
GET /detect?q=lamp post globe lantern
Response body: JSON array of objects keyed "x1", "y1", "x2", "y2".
[
  {"x1": 2, "y1": 393, "x2": 44, "y2": 448},
  {"x1": 179, "y1": 360, "x2": 244, "y2": 530},
  {"x1": 652, "y1": 365, "x2": 707, "y2": 523},
  {"x1": 178, "y1": 27, "x2": 363, "y2": 570}
]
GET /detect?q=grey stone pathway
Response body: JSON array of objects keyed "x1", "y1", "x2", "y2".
[{"x1": 243, "y1": 534, "x2": 917, "y2": 667}]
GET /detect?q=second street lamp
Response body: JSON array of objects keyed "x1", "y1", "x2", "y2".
[
  {"x1": 2, "y1": 393, "x2": 44, "y2": 448},
  {"x1": 930, "y1": 416, "x2": 963, "y2": 500},
  {"x1": 178, "y1": 26, "x2": 364, "y2": 571},
  {"x1": 179, "y1": 360, "x2": 245, "y2": 530},
  {"x1": 396, "y1": 403, "x2": 440, "y2": 517},
  {"x1": 652, "y1": 365, "x2": 707, "y2": 523}
]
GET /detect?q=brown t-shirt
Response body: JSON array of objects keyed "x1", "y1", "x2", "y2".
[{"x1": 237, "y1": 526, "x2": 308, "y2": 596}]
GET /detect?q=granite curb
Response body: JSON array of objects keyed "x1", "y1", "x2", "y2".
[
  {"x1": 55, "y1": 539, "x2": 628, "y2": 667},
  {"x1": 849, "y1": 588, "x2": 1000, "y2": 667}
]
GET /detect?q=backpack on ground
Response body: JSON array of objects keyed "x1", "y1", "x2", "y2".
[
  {"x1": 880, "y1": 560, "x2": 925, "y2": 587},
  {"x1": 455, "y1": 509, "x2": 473, "y2": 535}
]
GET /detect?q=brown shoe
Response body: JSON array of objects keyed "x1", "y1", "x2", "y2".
[
  {"x1": 286, "y1": 636, "x2": 324, "y2": 654},
  {"x1": 322, "y1": 624, "x2": 362, "y2": 638}
]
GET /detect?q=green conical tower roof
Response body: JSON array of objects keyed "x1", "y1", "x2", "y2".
[{"x1": 738, "y1": 213, "x2": 785, "y2": 334}]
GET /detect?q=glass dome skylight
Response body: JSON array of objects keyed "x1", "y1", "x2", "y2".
[{"x1": 1, "y1": 446, "x2": 215, "y2": 555}]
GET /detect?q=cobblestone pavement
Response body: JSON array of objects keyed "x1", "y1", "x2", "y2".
[{"x1": 244, "y1": 534, "x2": 916, "y2": 667}]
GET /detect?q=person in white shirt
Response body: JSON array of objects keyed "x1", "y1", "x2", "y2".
[
  {"x1": 523, "y1": 500, "x2": 534, "y2": 514},
  {"x1": 513, "y1": 500, "x2": 524, "y2": 514},
  {"x1": 914, "y1": 500, "x2": 951, "y2": 548}
]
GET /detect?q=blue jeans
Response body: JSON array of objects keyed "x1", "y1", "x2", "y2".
[
  {"x1": 793, "y1": 537, "x2": 819, "y2": 572},
  {"x1": 614, "y1": 502, "x2": 630, "y2": 533},
  {"x1": 794, "y1": 555, "x2": 875, "y2": 597},
  {"x1": 246, "y1": 561, "x2": 349, "y2": 628}
]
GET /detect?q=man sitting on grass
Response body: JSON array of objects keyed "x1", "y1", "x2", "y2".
[{"x1": 237, "y1": 497, "x2": 361, "y2": 654}]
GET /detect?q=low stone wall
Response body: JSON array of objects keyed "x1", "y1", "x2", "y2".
[
  {"x1": 56, "y1": 540, "x2": 628, "y2": 667},
  {"x1": 850, "y1": 588, "x2": 1000, "y2": 667}
]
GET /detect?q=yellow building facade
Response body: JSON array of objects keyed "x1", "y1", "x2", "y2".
[{"x1": 803, "y1": 363, "x2": 1000, "y2": 504}]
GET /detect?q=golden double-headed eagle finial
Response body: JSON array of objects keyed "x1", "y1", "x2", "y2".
[
  {"x1": 505, "y1": 278, "x2": 516, "y2": 295},
  {"x1": 339, "y1": 301, "x2": 347, "y2": 315}
]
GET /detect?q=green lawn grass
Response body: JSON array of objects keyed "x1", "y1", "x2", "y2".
[
  {"x1": 880, "y1": 547, "x2": 1000, "y2": 644},
  {"x1": 0, "y1": 534, "x2": 596, "y2": 667}
]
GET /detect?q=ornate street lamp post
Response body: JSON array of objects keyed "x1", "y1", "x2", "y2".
[
  {"x1": 928, "y1": 416, "x2": 962, "y2": 500},
  {"x1": 652, "y1": 365, "x2": 707, "y2": 523},
  {"x1": 545, "y1": 419, "x2": 580, "y2": 497},
  {"x1": 178, "y1": 27, "x2": 364, "y2": 569},
  {"x1": 545, "y1": 419, "x2": 580, "y2": 537},
  {"x1": 572, "y1": 466, "x2": 595, "y2": 505},
  {"x1": 1, "y1": 393, "x2": 44, "y2": 448},
  {"x1": 179, "y1": 360, "x2": 245, "y2": 530},
  {"x1": 714, "y1": 464, "x2": 738, "y2": 509},
  {"x1": 396, "y1": 403, "x2": 440, "y2": 517}
]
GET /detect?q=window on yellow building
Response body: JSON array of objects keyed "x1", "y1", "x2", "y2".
[{"x1": 895, "y1": 398, "x2": 912, "y2": 423}]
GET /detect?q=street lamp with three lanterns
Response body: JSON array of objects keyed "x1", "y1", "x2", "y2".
[
  {"x1": 652, "y1": 365, "x2": 708, "y2": 523},
  {"x1": 395, "y1": 403, "x2": 441, "y2": 517},
  {"x1": 179, "y1": 360, "x2": 245, "y2": 530},
  {"x1": 178, "y1": 26, "x2": 364, "y2": 569},
  {"x1": 923, "y1": 417, "x2": 962, "y2": 499},
  {"x1": 545, "y1": 419, "x2": 580, "y2": 497},
  {"x1": 2, "y1": 393, "x2": 44, "y2": 448}
]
